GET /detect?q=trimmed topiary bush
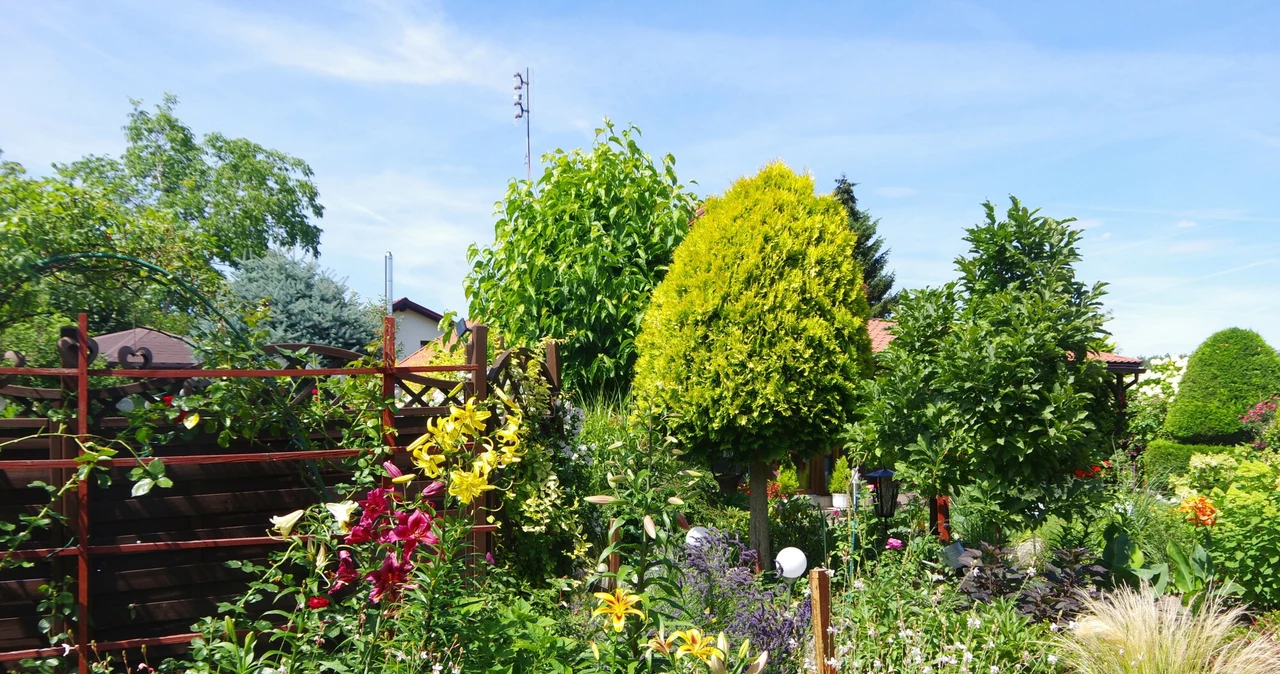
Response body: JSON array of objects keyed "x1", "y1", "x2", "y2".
[
  {"x1": 632, "y1": 162, "x2": 875, "y2": 561},
  {"x1": 1142, "y1": 440, "x2": 1233, "y2": 481},
  {"x1": 1163, "y1": 328, "x2": 1280, "y2": 445}
]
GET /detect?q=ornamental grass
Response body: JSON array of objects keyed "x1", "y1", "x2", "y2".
[{"x1": 1055, "y1": 586, "x2": 1280, "y2": 674}]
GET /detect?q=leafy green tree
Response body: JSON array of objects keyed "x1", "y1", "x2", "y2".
[
  {"x1": 1163, "y1": 328, "x2": 1280, "y2": 445},
  {"x1": 833, "y1": 176, "x2": 897, "y2": 317},
  {"x1": 633, "y1": 162, "x2": 875, "y2": 561},
  {"x1": 864, "y1": 198, "x2": 1114, "y2": 530},
  {"x1": 57, "y1": 94, "x2": 323, "y2": 266},
  {"x1": 227, "y1": 252, "x2": 379, "y2": 351},
  {"x1": 465, "y1": 121, "x2": 699, "y2": 396},
  {"x1": 0, "y1": 157, "x2": 222, "y2": 363}
]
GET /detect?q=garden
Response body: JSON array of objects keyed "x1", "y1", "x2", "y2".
[{"x1": 2, "y1": 104, "x2": 1280, "y2": 674}]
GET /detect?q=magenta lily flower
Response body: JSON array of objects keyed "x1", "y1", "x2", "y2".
[
  {"x1": 384, "y1": 509, "x2": 438, "y2": 556},
  {"x1": 330, "y1": 549, "x2": 358, "y2": 593},
  {"x1": 366, "y1": 551, "x2": 412, "y2": 604}
]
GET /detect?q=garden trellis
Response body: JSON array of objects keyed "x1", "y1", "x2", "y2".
[{"x1": 0, "y1": 313, "x2": 559, "y2": 671}]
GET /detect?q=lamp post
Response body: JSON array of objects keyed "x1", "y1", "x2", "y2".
[
  {"x1": 865, "y1": 468, "x2": 899, "y2": 542},
  {"x1": 513, "y1": 69, "x2": 531, "y2": 180}
]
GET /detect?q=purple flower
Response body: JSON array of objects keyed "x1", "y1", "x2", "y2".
[
  {"x1": 885, "y1": 538, "x2": 904, "y2": 550},
  {"x1": 485, "y1": 551, "x2": 496, "y2": 565}
]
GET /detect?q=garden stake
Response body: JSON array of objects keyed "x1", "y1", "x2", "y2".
[{"x1": 809, "y1": 568, "x2": 834, "y2": 674}]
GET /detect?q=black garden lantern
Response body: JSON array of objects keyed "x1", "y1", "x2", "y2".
[{"x1": 865, "y1": 468, "x2": 899, "y2": 537}]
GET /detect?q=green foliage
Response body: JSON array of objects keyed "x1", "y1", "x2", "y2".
[
  {"x1": 829, "y1": 454, "x2": 854, "y2": 494},
  {"x1": 228, "y1": 251, "x2": 379, "y2": 350},
  {"x1": 832, "y1": 175, "x2": 897, "y2": 317},
  {"x1": 831, "y1": 539, "x2": 1063, "y2": 673},
  {"x1": 466, "y1": 121, "x2": 699, "y2": 395},
  {"x1": 1143, "y1": 440, "x2": 1231, "y2": 482},
  {"x1": 57, "y1": 94, "x2": 323, "y2": 266},
  {"x1": 769, "y1": 495, "x2": 833, "y2": 564},
  {"x1": 634, "y1": 162, "x2": 875, "y2": 467},
  {"x1": 0, "y1": 156, "x2": 223, "y2": 343},
  {"x1": 865, "y1": 198, "x2": 1113, "y2": 524},
  {"x1": 1163, "y1": 328, "x2": 1280, "y2": 445},
  {"x1": 1211, "y1": 478, "x2": 1280, "y2": 609}
]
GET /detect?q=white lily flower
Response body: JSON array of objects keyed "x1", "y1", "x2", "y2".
[{"x1": 270, "y1": 509, "x2": 306, "y2": 538}]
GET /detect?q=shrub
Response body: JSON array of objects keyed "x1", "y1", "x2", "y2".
[
  {"x1": 1055, "y1": 586, "x2": 1280, "y2": 674},
  {"x1": 957, "y1": 544, "x2": 1110, "y2": 623},
  {"x1": 1163, "y1": 328, "x2": 1280, "y2": 445},
  {"x1": 465, "y1": 121, "x2": 700, "y2": 395},
  {"x1": 633, "y1": 162, "x2": 874, "y2": 560},
  {"x1": 1143, "y1": 440, "x2": 1230, "y2": 482},
  {"x1": 1212, "y1": 481, "x2": 1280, "y2": 609},
  {"x1": 829, "y1": 454, "x2": 853, "y2": 494},
  {"x1": 865, "y1": 198, "x2": 1114, "y2": 525}
]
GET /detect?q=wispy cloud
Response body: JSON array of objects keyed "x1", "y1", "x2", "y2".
[
  {"x1": 201, "y1": 2, "x2": 512, "y2": 89},
  {"x1": 1176, "y1": 219, "x2": 1197, "y2": 228}
]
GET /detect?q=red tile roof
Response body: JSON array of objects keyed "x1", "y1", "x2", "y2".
[{"x1": 867, "y1": 318, "x2": 1144, "y2": 371}]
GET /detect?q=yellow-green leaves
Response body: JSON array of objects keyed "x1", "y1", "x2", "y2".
[{"x1": 633, "y1": 162, "x2": 873, "y2": 465}]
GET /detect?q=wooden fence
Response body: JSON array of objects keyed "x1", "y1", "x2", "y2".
[{"x1": 0, "y1": 315, "x2": 558, "y2": 671}]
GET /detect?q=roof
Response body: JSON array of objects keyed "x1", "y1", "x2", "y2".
[
  {"x1": 866, "y1": 318, "x2": 1145, "y2": 373},
  {"x1": 94, "y1": 327, "x2": 196, "y2": 369},
  {"x1": 868, "y1": 318, "x2": 896, "y2": 353},
  {"x1": 391, "y1": 298, "x2": 444, "y2": 322}
]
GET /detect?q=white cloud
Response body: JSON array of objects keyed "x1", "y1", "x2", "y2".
[
  {"x1": 202, "y1": 2, "x2": 512, "y2": 89},
  {"x1": 1097, "y1": 232, "x2": 1112, "y2": 241},
  {"x1": 1176, "y1": 219, "x2": 1197, "y2": 228}
]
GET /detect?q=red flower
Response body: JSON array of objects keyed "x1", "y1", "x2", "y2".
[
  {"x1": 358, "y1": 487, "x2": 396, "y2": 530},
  {"x1": 345, "y1": 524, "x2": 374, "y2": 545},
  {"x1": 383, "y1": 509, "x2": 438, "y2": 557},
  {"x1": 366, "y1": 551, "x2": 412, "y2": 604},
  {"x1": 307, "y1": 596, "x2": 330, "y2": 609},
  {"x1": 330, "y1": 550, "x2": 358, "y2": 593}
]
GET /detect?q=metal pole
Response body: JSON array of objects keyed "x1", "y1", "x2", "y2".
[
  {"x1": 385, "y1": 252, "x2": 393, "y2": 316},
  {"x1": 525, "y1": 68, "x2": 532, "y2": 181}
]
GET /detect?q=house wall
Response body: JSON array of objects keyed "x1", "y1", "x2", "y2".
[{"x1": 393, "y1": 311, "x2": 444, "y2": 358}]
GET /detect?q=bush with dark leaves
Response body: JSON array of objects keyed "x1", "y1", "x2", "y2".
[{"x1": 957, "y1": 543, "x2": 1109, "y2": 623}]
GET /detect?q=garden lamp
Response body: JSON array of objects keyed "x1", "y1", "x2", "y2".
[
  {"x1": 866, "y1": 468, "x2": 899, "y2": 520},
  {"x1": 685, "y1": 526, "x2": 711, "y2": 548},
  {"x1": 774, "y1": 546, "x2": 807, "y2": 579}
]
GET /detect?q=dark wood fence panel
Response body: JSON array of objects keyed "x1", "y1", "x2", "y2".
[{"x1": 0, "y1": 315, "x2": 559, "y2": 671}]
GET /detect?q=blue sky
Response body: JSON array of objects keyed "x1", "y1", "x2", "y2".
[{"x1": 3, "y1": 1, "x2": 1279, "y2": 357}]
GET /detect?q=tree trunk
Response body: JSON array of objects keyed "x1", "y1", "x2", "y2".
[{"x1": 749, "y1": 459, "x2": 771, "y2": 568}]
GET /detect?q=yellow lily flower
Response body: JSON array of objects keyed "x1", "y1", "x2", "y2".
[
  {"x1": 672, "y1": 629, "x2": 724, "y2": 663},
  {"x1": 448, "y1": 468, "x2": 495, "y2": 504},
  {"x1": 592, "y1": 587, "x2": 644, "y2": 633},
  {"x1": 413, "y1": 449, "x2": 447, "y2": 479},
  {"x1": 449, "y1": 401, "x2": 491, "y2": 436},
  {"x1": 645, "y1": 627, "x2": 676, "y2": 656},
  {"x1": 474, "y1": 450, "x2": 501, "y2": 477}
]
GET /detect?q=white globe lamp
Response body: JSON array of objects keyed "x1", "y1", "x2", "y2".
[
  {"x1": 685, "y1": 526, "x2": 711, "y2": 548},
  {"x1": 774, "y1": 546, "x2": 807, "y2": 579}
]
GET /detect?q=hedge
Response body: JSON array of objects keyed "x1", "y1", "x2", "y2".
[
  {"x1": 1142, "y1": 439, "x2": 1233, "y2": 481},
  {"x1": 1162, "y1": 328, "x2": 1280, "y2": 445}
]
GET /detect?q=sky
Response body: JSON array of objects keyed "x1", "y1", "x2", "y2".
[{"x1": 2, "y1": 0, "x2": 1279, "y2": 357}]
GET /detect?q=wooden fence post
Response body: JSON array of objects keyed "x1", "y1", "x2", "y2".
[
  {"x1": 467, "y1": 324, "x2": 489, "y2": 561},
  {"x1": 75, "y1": 313, "x2": 91, "y2": 674},
  {"x1": 810, "y1": 568, "x2": 833, "y2": 674},
  {"x1": 543, "y1": 339, "x2": 561, "y2": 393}
]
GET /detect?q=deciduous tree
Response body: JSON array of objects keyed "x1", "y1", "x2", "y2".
[{"x1": 465, "y1": 121, "x2": 699, "y2": 396}]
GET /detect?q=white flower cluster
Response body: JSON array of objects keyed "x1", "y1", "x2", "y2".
[{"x1": 1134, "y1": 355, "x2": 1188, "y2": 398}]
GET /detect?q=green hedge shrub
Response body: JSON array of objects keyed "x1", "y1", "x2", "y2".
[
  {"x1": 1163, "y1": 328, "x2": 1280, "y2": 445},
  {"x1": 1142, "y1": 440, "x2": 1231, "y2": 481}
]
